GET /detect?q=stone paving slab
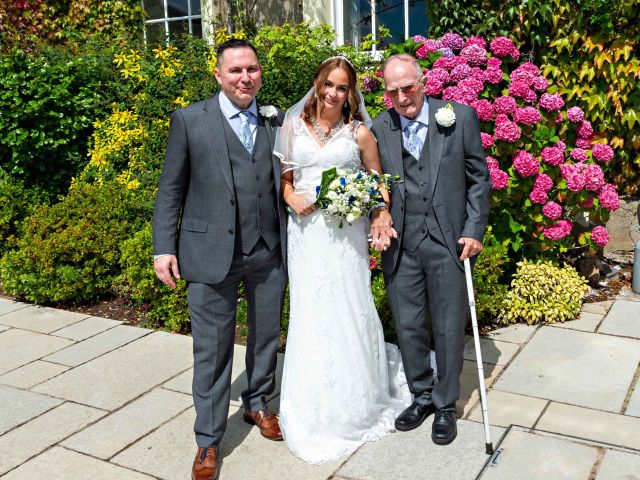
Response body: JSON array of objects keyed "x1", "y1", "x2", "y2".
[
  {"x1": 1, "y1": 446, "x2": 154, "y2": 480},
  {"x1": 0, "y1": 360, "x2": 70, "y2": 389},
  {"x1": 463, "y1": 338, "x2": 520, "y2": 366},
  {"x1": 598, "y1": 300, "x2": 640, "y2": 339},
  {"x1": 336, "y1": 419, "x2": 504, "y2": 480},
  {"x1": 493, "y1": 327, "x2": 640, "y2": 412},
  {"x1": 457, "y1": 361, "x2": 503, "y2": 416},
  {"x1": 467, "y1": 390, "x2": 548, "y2": 428},
  {"x1": 537, "y1": 402, "x2": 640, "y2": 450},
  {"x1": 616, "y1": 287, "x2": 640, "y2": 302},
  {"x1": 0, "y1": 328, "x2": 74, "y2": 376},
  {"x1": 62, "y1": 387, "x2": 193, "y2": 459},
  {"x1": 0, "y1": 299, "x2": 29, "y2": 316},
  {"x1": 486, "y1": 324, "x2": 538, "y2": 344},
  {"x1": 0, "y1": 305, "x2": 88, "y2": 333},
  {"x1": 479, "y1": 428, "x2": 598, "y2": 480},
  {"x1": 582, "y1": 301, "x2": 613, "y2": 315},
  {"x1": 43, "y1": 325, "x2": 150, "y2": 367},
  {"x1": 626, "y1": 381, "x2": 640, "y2": 417},
  {"x1": 51, "y1": 316, "x2": 122, "y2": 341},
  {"x1": 551, "y1": 312, "x2": 603, "y2": 332},
  {"x1": 34, "y1": 331, "x2": 192, "y2": 411},
  {"x1": 0, "y1": 402, "x2": 106, "y2": 476},
  {"x1": 596, "y1": 449, "x2": 640, "y2": 479},
  {"x1": 0, "y1": 325, "x2": 8, "y2": 333},
  {"x1": 0, "y1": 384, "x2": 62, "y2": 435}
]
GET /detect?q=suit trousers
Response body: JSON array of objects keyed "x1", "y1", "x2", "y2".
[
  {"x1": 385, "y1": 233, "x2": 469, "y2": 412},
  {"x1": 189, "y1": 240, "x2": 287, "y2": 448}
]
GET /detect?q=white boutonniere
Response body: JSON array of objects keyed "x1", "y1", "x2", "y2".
[
  {"x1": 259, "y1": 105, "x2": 278, "y2": 118},
  {"x1": 435, "y1": 103, "x2": 456, "y2": 128}
]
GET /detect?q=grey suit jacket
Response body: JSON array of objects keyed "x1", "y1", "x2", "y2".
[
  {"x1": 371, "y1": 97, "x2": 491, "y2": 274},
  {"x1": 152, "y1": 93, "x2": 287, "y2": 284}
]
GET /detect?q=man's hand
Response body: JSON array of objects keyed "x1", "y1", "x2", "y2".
[
  {"x1": 458, "y1": 237, "x2": 483, "y2": 261},
  {"x1": 154, "y1": 254, "x2": 181, "y2": 289},
  {"x1": 370, "y1": 210, "x2": 397, "y2": 252}
]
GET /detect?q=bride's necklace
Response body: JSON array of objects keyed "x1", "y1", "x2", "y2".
[{"x1": 311, "y1": 117, "x2": 344, "y2": 143}]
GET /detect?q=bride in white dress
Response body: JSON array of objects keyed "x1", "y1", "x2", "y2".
[{"x1": 274, "y1": 57, "x2": 411, "y2": 465}]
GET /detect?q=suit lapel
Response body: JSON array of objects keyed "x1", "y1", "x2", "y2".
[
  {"x1": 383, "y1": 110, "x2": 406, "y2": 200},
  {"x1": 203, "y1": 93, "x2": 234, "y2": 193},
  {"x1": 427, "y1": 97, "x2": 445, "y2": 196},
  {"x1": 256, "y1": 102, "x2": 282, "y2": 198}
]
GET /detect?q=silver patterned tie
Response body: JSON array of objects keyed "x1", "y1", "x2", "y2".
[
  {"x1": 238, "y1": 110, "x2": 254, "y2": 154},
  {"x1": 404, "y1": 120, "x2": 421, "y2": 159}
]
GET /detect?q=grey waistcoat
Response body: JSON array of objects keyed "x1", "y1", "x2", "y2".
[
  {"x1": 222, "y1": 119, "x2": 280, "y2": 254},
  {"x1": 402, "y1": 146, "x2": 445, "y2": 251}
]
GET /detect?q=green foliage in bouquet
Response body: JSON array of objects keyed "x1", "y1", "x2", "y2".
[
  {"x1": 499, "y1": 259, "x2": 588, "y2": 325},
  {"x1": 0, "y1": 180, "x2": 150, "y2": 304}
]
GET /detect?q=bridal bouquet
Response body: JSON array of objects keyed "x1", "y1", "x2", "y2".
[{"x1": 314, "y1": 167, "x2": 396, "y2": 227}]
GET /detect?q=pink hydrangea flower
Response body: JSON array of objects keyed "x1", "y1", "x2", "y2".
[
  {"x1": 542, "y1": 201, "x2": 562, "y2": 220},
  {"x1": 584, "y1": 164, "x2": 605, "y2": 192},
  {"x1": 487, "y1": 57, "x2": 502, "y2": 69},
  {"x1": 555, "y1": 113, "x2": 564, "y2": 123},
  {"x1": 433, "y1": 56, "x2": 458, "y2": 71},
  {"x1": 442, "y1": 86, "x2": 461, "y2": 101},
  {"x1": 598, "y1": 183, "x2": 620, "y2": 211},
  {"x1": 481, "y1": 132, "x2": 495, "y2": 149},
  {"x1": 493, "y1": 96, "x2": 517, "y2": 115},
  {"x1": 570, "y1": 148, "x2": 589, "y2": 162},
  {"x1": 561, "y1": 163, "x2": 586, "y2": 192},
  {"x1": 461, "y1": 44, "x2": 488, "y2": 66},
  {"x1": 534, "y1": 173, "x2": 553, "y2": 192},
  {"x1": 483, "y1": 68, "x2": 503, "y2": 84},
  {"x1": 459, "y1": 77, "x2": 484, "y2": 93},
  {"x1": 516, "y1": 63, "x2": 540, "y2": 76},
  {"x1": 580, "y1": 197, "x2": 594, "y2": 208},
  {"x1": 439, "y1": 47, "x2": 455, "y2": 58},
  {"x1": 383, "y1": 93, "x2": 393, "y2": 109},
  {"x1": 489, "y1": 168, "x2": 509, "y2": 189},
  {"x1": 567, "y1": 106, "x2": 585, "y2": 123},
  {"x1": 426, "y1": 67, "x2": 450, "y2": 84},
  {"x1": 508, "y1": 80, "x2": 531, "y2": 99},
  {"x1": 514, "y1": 106, "x2": 542, "y2": 125},
  {"x1": 575, "y1": 138, "x2": 592, "y2": 149},
  {"x1": 471, "y1": 66, "x2": 486, "y2": 82},
  {"x1": 541, "y1": 146, "x2": 564, "y2": 166},
  {"x1": 362, "y1": 75, "x2": 381, "y2": 93},
  {"x1": 543, "y1": 219, "x2": 573, "y2": 240},
  {"x1": 413, "y1": 34, "x2": 427, "y2": 43},
  {"x1": 450, "y1": 64, "x2": 472, "y2": 82},
  {"x1": 525, "y1": 89, "x2": 538, "y2": 103},
  {"x1": 490, "y1": 36, "x2": 517, "y2": 58},
  {"x1": 375, "y1": 69, "x2": 383, "y2": 78},
  {"x1": 576, "y1": 120, "x2": 593, "y2": 139},
  {"x1": 592, "y1": 143, "x2": 614, "y2": 162},
  {"x1": 539, "y1": 93, "x2": 565, "y2": 111},
  {"x1": 556, "y1": 140, "x2": 567, "y2": 151},
  {"x1": 532, "y1": 76, "x2": 549, "y2": 91},
  {"x1": 424, "y1": 39, "x2": 444, "y2": 52},
  {"x1": 425, "y1": 79, "x2": 444, "y2": 97},
  {"x1": 415, "y1": 44, "x2": 431, "y2": 59},
  {"x1": 456, "y1": 85, "x2": 479, "y2": 104},
  {"x1": 513, "y1": 150, "x2": 540, "y2": 177},
  {"x1": 591, "y1": 226, "x2": 610, "y2": 247},
  {"x1": 441, "y1": 32, "x2": 465, "y2": 52},
  {"x1": 486, "y1": 155, "x2": 499, "y2": 170},
  {"x1": 464, "y1": 36, "x2": 487, "y2": 49},
  {"x1": 494, "y1": 118, "x2": 522, "y2": 143},
  {"x1": 529, "y1": 188, "x2": 548, "y2": 204},
  {"x1": 471, "y1": 99, "x2": 494, "y2": 121},
  {"x1": 510, "y1": 69, "x2": 535, "y2": 85}
]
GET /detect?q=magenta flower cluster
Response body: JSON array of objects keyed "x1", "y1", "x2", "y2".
[{"x1": 590, "y1": 226, "x2": 610, "y2": 247}]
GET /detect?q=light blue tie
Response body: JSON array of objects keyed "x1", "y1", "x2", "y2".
[
  {"x1": 238, "y1": 110, "x2": 253, "y2": 154},
  {"x1": 404, "y1": 121, "x2": 421, "y2": 159}
]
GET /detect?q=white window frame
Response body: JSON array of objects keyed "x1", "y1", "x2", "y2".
[
  {"x1": 141, "y1": 0, "x2": 203, "y2": 45},
  {"x1": 332, "y1": 0, "x2": 413, "y2": 53}
]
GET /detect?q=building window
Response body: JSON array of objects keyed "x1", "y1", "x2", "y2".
[
  {"x1": 142, "y1": 0, "x2": 203, "y2": 44},
  {"x1": 338, "y1": 0, "x2": 430, "y2": 49}
]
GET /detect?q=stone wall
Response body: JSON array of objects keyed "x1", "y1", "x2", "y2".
[{"x1": 604, "y1": 197, "x2": 640, "y2": 265}]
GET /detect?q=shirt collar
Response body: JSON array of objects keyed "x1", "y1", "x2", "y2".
[
  {"x1": 399, "y1": 95, "x2": 429, "y2": 130},
  {"x1": 218, "y1": 91, "x2": 258, "y2": 119}
]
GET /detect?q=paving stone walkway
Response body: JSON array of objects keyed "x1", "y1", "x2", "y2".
[{"x1": 1, "y1": 288, "x2": 639, "y2": 479}]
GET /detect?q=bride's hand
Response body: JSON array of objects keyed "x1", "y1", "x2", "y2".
[{"x1": 285, "y1": 192, "x2": 317, "y2": 217}]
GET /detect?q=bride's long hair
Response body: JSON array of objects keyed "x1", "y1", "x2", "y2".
[{"x1": 301, "y1": 57, "x2": 364, "y2": 125}]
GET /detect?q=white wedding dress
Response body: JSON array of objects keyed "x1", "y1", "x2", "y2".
[{"x1": 279, "y1": 119, "x2": 412, "y2": 465}]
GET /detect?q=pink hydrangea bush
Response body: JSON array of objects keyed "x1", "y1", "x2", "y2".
[{"x1": 369, "y1": 33, "x2": 618, "y2": 254}]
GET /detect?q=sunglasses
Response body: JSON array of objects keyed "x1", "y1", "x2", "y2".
[{"x1": 385, "y1": 80, "x2": 423, "y2": 97}]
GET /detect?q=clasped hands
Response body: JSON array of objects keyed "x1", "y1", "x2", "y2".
[{"x1": 370, "y1": 209, "x2": 397, "y2": 252}]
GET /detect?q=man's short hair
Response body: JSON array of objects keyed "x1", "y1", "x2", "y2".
[
  {"x1": 382, "y1": 54, "x2": 422, "y2": 79},
  {"x1": 216, "y1": 38, "x2": 259, "y2": 65}
]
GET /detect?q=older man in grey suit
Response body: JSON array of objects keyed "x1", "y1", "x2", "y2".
[
  {"x1": 371, "y1": 54, "x2": 490, "y2": 446},
  {"x1": 153, "y1": 39, "x2": 287, "y2": 480}
]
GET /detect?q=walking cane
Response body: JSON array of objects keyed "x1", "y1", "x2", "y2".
[{"x1": 463, "y1": 257, "x2": 494, "y2": 454}]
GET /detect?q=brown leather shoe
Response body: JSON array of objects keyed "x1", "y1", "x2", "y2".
[
  {"x1": 191, "y1": 446, "x2": 219, "y2": 480},
  {"x1": 243, "y1": 408, "x2": 283, "y2": 441}
]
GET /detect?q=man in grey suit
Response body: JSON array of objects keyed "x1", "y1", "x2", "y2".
[
  {"x1": 153, "y1": 39, "x2": 287, "y2": 480},
  {"x1": 371, "y1": 54, "x2": 490, "y2": 445}
]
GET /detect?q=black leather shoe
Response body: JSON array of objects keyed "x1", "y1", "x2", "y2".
[
  {"x1": 431, "y1": 410, "x2": 457, "y2": 445},
  {"x1": 395, "y1": 401, "x2": 435, "y2": 431}
]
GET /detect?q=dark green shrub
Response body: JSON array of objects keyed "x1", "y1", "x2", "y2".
[
  {"x1": 472, "y1": 235, "x2": 510, "y2": 326},
  {"x1": 0, "y1": 180, "x2": 150, "y2": 303}
]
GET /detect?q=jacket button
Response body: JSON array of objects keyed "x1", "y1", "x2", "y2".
[
  {"x1": 256, "y1": 175, "x2": 260, "y2": 180},
  {"x1": 230, "y1": 199, "x2": 235, "y2": 205},
  {"x1": 228, "y1": 229, "x2": 234, "y2": 234},
  {"x1": 419, "y1": 166, "x2": 423, "y2": 171},
  {"x1": 258, "y1": 193, "x2": 263, "y2": 198},
  {"x1": 423, "y1": 197, "x2": 427, "y2": 201}
]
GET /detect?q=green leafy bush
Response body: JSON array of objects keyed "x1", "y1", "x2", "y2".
[
  {"x1": 0, "y1": 180, "x2": 150, "y2": 303},
  {"x1": 499, "y1": 259, "x2": 588, "y2": 325},
  {"x1": 472, "y1": 236, "x2": 510, "y2": 326}
]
